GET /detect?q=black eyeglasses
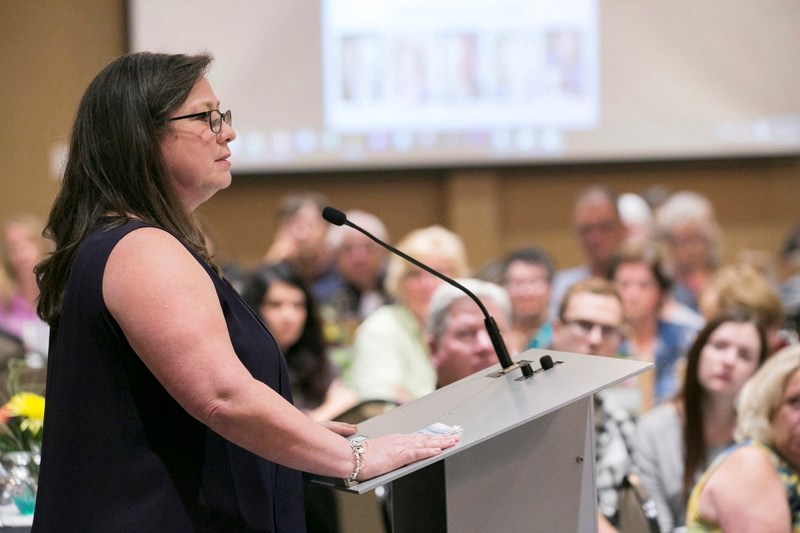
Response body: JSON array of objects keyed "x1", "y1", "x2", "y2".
[
  {"x1": 168, "y1": 109, "x2": 232, "y2": 134},
  {"x1": 562, "y1": 318, "x2": 621, "y2": 339}
]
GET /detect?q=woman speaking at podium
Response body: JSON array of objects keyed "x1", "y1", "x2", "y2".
[{"x1": 31, "y1": 51, "x2": 457, "y2": 531}]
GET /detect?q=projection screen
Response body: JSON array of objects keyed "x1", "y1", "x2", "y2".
[{"x1": 129, "y1": 0, "x2": 800, "y2": 173}]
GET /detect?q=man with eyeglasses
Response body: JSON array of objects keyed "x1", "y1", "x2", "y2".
[{"x1": 550, "y1": 277, "x2": 637, "y2": 533}]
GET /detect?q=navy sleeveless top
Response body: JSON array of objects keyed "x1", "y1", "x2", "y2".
[{"x1": 32, "y1": 219, "x2": 305, "y2": 532}]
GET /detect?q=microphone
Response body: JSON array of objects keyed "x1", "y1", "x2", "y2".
[{"x1": 322, "y1": 206, "x2": 534, "y2": 379}]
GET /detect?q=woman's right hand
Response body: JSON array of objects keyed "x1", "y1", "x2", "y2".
[{"x1": 355, "y1": 433, "x2": 460, "y2": 482}]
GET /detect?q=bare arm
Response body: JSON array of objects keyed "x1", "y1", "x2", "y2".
[
  {"x1": 699, "y1": 445, "x2": 790, "y2": 533},
  {"x1": 104, "y1": 228, "x2": 456, "y2": 480}
]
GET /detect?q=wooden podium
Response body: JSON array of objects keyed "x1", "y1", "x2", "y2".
[{"x1": 317, "y1": 349, "x2": 651, "y2": 532}]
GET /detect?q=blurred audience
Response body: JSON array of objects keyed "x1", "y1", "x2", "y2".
[
  {"x1": 550, "y1": 277, "x2": 634, "y2": 533},
  {"x1": 550, "y1": 186, "x2": 625, "y2": 317},
  {"x1": 0, "y1": 214, "x2": 51, "y2": 358},
  {"x1": 498, "y1": 247, "x2": 555, "y2": 354},
  {"x1": 608, "y1": 245, "x2": 698, "y2": 415},
  {"x1": 426, "y1": 279, "x2": 511, "y2": 388},
  {"x1": 318, "y1": 210, "x2": 391, "y2": 352},
  {"x1": 348, "y1": 225, "x2": 470, "y2": 404},
  {"x1": 617, "y1": 192, "x2": 655, "y2": 249},
  {"x1": 262, "y1": 192, "x2": 339, "y2": 300},
  {"x1": 634, "y1": 310, "x2": 768, "y2": 532},
  {"x1": 698, "y1": 262, "x2": 789, "y2": 354},
  {"x1": 686, "y1": 343, "x2": 800, "y2": 531},
  {"x1": 241, "y1": 262, "x2": 357, "y2": 422},
  {"x1": 655, "y1": 191, "x2": 721, "y2": 313},
  {"x1": 778, "y1": 223, "x2": 800, "y2": 341}
]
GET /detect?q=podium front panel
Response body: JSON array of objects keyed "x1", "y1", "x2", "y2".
[{"x1": 389, "y1": 398, "x2": 596, "y2": 532}]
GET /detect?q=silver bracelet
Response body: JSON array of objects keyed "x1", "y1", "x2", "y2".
[{"x1": 347, "y1": 439, "x2": 366, "y2": 485}]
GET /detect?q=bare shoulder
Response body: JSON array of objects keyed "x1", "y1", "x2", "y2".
[
  {"x1": 724, "y1": 443, "x2": 774, "y2": 468},
  {"x1": 105, "y1": 226, "x2": 199, "y2": 280},
  {"x1": 701, "y1": 444, "x2": 789, "y2": 531},
  {"x1": 104, "y1": 227, "x2": 208, "y2": 302},
  {"x1": 707, "y1": 444, "x2": 777, "y2": 494},
  {"x1": 103, "y1": 226, "x2": 219, "y2": 340}
]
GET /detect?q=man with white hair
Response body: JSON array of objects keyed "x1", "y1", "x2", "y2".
[
  {"x1": 426, "y1": 279, "x2": 512, "y2": 388},
  {"x1": 321, "y1": 209, "x2": 391, "y2": 321}
]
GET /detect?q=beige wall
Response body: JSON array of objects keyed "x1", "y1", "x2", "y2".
[{"x1": 4, "y1": 1, "x2": 799, "y2": 275}]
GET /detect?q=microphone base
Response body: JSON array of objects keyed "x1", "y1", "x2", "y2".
[
  {"x1": 486, "y1": 360, "x2": 535, "y2": 379},
  {"x1": 485, "y1": 358, "x2": 563, "y2": 381}
]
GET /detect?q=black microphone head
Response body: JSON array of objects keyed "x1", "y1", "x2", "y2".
[
  {"x1": 540, "y1": 354, "x2": 555, "y2": 370},
  {"x1": 321, "y1": 206, "x2": 347, "y2": 226}
]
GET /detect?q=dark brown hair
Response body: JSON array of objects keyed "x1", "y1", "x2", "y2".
[
  {"x1": 36, "y1": 52, "x2": 214, "y2": 324},
  {"x1": 680, "y1": 309, "x2": 768, "y2": 501},
  {"x1": 240, "y1": 262, "x2": 331, "y2": 409}
]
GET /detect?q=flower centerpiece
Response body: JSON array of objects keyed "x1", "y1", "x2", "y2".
[
  {"x1": 0, "y1": 392, "x2": 44, "y2": 454},
  {"x1": 0, "y1": 392, "x2": 44, "y2": 515}
]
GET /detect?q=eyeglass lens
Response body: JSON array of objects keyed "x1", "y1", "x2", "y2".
[
  {"x1": 567, "y1": 319, "x2": 619, "y2": 338},
  {"x1": 210, "y1": 110, "x2": 232, "y2": 133}
]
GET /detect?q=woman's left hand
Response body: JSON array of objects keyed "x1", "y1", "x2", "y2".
[{"x1": 319, "y1": 420, "x2": 357, "y2": 437}]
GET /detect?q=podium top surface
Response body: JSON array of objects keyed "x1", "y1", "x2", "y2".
[{"x1": 328, "y1": 349, "x2": 651, "y2": 493}]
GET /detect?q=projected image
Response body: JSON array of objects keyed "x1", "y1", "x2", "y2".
[
  {"x1": 341, "y1": 35, "x2": 385, "y2": 103},
  {"x1": 323, "y1": 0, "x2": 599, "y2": 137}
]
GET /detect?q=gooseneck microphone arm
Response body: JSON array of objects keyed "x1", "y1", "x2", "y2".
[{"x1": 322, "y1": 206, "x2": 532, "y2": 378}]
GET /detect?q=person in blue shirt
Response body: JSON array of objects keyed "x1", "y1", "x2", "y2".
[{"x1": 608, "y1": 245, "x2": 699, "y2": 415}]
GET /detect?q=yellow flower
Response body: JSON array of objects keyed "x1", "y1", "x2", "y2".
[{"x1": 4, "y1": 393, "x2": 45, "y2": 436}]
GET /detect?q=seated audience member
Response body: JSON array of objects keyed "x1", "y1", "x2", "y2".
[
  {"x1": 0, "y1": 266, "x2": 12, "y2": 325},
  {"x1": 618, "y1": 192, "x2": 655, "y2": 248},
  {"x1": 348, "y1": 225, "x2": 470, "y2": 404},
  {"x1": 550, "y1": 185, "x2": 626, "y2": 317},
  {"x1": 241, "y1": 263, "x2": 358, "y2": 422},
  {"x1": 698, "y1": 262, "x2": 789, "y2": 354},
  {"x1": 319, "y1": 210, "x2": 392, "y2": 348},
  {"x1": 550, "y1": 277, "x2": 635, "y2": 533},
  {"x1": 426, "y1": 279, "x2": 511, "y2": 388},
  {"x1": 608, "y1": 245, "x2": 698, "y2": 415},
  {"x1": 634, "y1": 310, "x2": 768, "y2": 532},
  {"x1": 655, "y1": 191, "x2": 721, "y2": 313},
  {"x1": 686, "y1": 343, "x2": 800, "y2": 531},
  {"x1": 778, "y1": 223, "x2": 800, "y2": 341},
  {"x1": 262, "y1": 192, "x2": 339, "y2": 300},
  {"x1": 0, "y1": 214, "x2": 51, "y2": 358},
  {"x1": 241, "y1": 262, "x2": 360, "y2": 533},
  {"x1": 499, "y1": 247, "x2": 555, "y2": 354}
]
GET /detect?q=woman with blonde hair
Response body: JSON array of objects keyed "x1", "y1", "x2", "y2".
[
  {"x1": 348, "y1": 225, "x2": 470, "y2": 404},
  {"x1": 655, "y1": 191, "x2": 721, "y2": 313},
  {"x1": 699, "y1": 262, "x2": 789, "y2": 354}
]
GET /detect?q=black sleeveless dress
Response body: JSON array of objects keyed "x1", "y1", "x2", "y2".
[{"x1": 32, "y1": 220, "x2": 306, "y2": 532}]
